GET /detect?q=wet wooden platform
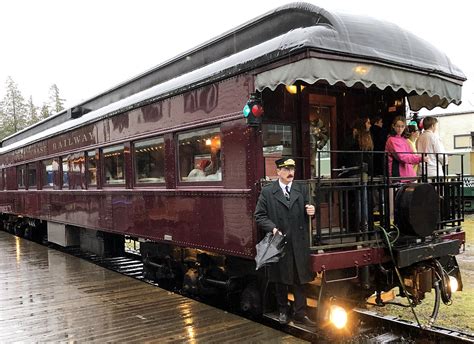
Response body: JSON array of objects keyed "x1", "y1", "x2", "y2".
[{"x1": 0, "y1": 231, "x2": 305, "y2": 343}]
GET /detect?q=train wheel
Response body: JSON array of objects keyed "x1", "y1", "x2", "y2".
[
  {"x1": 24, "y1": 225, "x2": 34, "y2": 240},
  {"x1": 240, "y1": 282, "x2": 262, "y2": 316},
  {"x1": 182, "y1": 268, "x2": 199, "y2": 295},
  {"x1": 14, "y1": 223, "x2": 25, "y2": 237}
]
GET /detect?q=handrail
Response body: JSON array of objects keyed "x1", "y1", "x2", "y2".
[{"x1": 258, "y1": 150, "x2": 466, "y2": 249}]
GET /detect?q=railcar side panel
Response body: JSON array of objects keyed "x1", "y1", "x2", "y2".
[
  {"x1": 164, "y1": 133, "x2": 177, "y2": 189},
  {"x1": 220, "y1": 120, "x2": 250, "y2": 188},
  {"x1": 107, "y1": 76, "x2": 251, "y2": 143},
  {"x1": 1, "y1": 190, "x2": 254, "y2": 257}
]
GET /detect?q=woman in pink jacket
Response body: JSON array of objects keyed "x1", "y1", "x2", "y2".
[{"x1": 385, "y1": 116, "x2": 422, "y2": 178}]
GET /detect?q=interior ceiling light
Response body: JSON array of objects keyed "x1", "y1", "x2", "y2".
[{"x1": 285, "y1": 85, "x2": 305, "y2": 94}]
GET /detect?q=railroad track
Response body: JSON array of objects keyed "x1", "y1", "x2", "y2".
[
  {"x1": 354, "y1": 309, "x2": 474, "y2": 343},
  {"x1": 53, "y1": 245, "x2": 474, "y2": 343}
]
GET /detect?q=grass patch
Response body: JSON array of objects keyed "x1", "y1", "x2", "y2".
[{"x1": 378, "y1": 287, "x2": 474, "y2": 333}]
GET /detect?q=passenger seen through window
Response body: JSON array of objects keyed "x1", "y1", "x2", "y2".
[{"x1": 178, "y1": 128, "x2": 222, "y2": 182}]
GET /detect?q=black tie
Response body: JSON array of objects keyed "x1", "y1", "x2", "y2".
[{"x1": 285, "y1": 186, "x2": 290, "y2": 201}]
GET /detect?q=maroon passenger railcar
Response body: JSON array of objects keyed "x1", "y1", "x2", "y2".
[{"x1": 0, "y1": 3, "x2": 467, "y2": 333}]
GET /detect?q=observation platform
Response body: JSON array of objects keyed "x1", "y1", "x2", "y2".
[{"x1": 0, "y1": 231, "x2": 303, "y2": 343}]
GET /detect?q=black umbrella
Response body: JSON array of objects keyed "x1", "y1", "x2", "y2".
[{"x1": 255, "y1": 232, "x2": 286, "y2": 270}]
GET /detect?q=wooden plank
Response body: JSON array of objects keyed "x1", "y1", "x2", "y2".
[{"x1": 0, "y1": 231, "x2": 305, "y2": 343}]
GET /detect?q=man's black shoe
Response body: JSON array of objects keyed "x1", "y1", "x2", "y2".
[
  {"x1": 278, "y1": 312, "x2": 289, "y2": 325},
  {"x1": 293, "y1": 315, "x2": 316, "y2": 327}
]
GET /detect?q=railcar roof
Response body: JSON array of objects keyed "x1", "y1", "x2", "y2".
[{"x1": 1, "y1": 2, "x2": 465, "y2": 152}]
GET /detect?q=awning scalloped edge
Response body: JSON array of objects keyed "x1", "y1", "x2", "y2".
[{"x1": 255, "y1": 58, "x2": 463, "y2": 111}]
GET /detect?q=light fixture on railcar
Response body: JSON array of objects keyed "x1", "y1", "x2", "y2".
[
  {"x1": 449, "y1": 276, "x2": 459, "y2": 293},
  {"x1": 243, "y1": 93, "x2": 264, "y2": 126},
  {"x1": 329, "y1": 304, "x2": 348, "y2": 329}
]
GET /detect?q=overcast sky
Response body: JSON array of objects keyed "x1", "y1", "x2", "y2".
[{"x1": 1, "y1": 0, "x2": 473, "y2": 114}]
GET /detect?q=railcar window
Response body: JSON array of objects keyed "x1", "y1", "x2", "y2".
[
  {"x1": 0, "y1": 169, "x2": 4, "y2": 190},
  {"x1": 262, "y1": 124, "x2": 293, "y2": 179},
  {"x1": 28, "y1": 164, "x2": 37, "y2": 189},
  {"x1": 87, "y1": 150, "x2": 98, "y2": 186},
  {"x1": 62, "y1": 157, "x2": 69, "y2": 188},
  {"x1": 178, "y1": 128, "x2": 222, "y2": 182},
  {"x1": 68, "y1": 153, "x2": 86, "y2": 189},
  {"x1": 103, "y1": 145, "x2": 125, "y2": 185},
  {"x1": 134, "y1": 137, "x2": 165, "y2": 184},
  {"x1": 43, "y1": 159, "x2": 59, "y2": 188},
  {"x1": 17, "y1": 165, "x2": 26, "y2": 189}
]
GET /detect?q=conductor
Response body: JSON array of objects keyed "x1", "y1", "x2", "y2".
[{"x1": 254, "y1": 158, "x2": 316, "y2": 326}]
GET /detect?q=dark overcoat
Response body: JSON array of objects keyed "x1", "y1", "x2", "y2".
[{"x1": 254, "y1": 181, "x2": 313, "y2": 285}]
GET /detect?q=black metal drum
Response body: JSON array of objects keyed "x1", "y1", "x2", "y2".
[{"x1": 395, "y1": 183, "x2": 439, "y2": 237}]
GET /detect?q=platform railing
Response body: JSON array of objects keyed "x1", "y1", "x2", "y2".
[{"x1": 273, "y1": 150, "x2": 465, "y2": 250}]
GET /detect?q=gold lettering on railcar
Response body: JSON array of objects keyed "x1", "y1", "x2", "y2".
[
  {"x1": 4, "y1": 130, "x2": 95, "y2": 164},
  {"x1": 25, "y1": 145, "x2": 47, "y2": 156},
  {"x1": 3, "y1": 143, "x2": 47, "y2": 164},
  {"x1": 52, "y1": 131, "x2": 95, "y2": 152}
]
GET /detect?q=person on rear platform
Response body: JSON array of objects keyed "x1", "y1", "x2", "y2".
[
  {"x1": 416, "y1": 116, "x2": 448, "y2": 177},
  {"x1": 254, "y1": 158, "x2": 316, "y2": 326},
  {"x1": 385, "y1": 116, "x2": 423, "y2": 179}
]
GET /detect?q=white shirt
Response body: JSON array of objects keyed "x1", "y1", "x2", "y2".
[
  {"x1": 417, "y1": 129, "x2": 447, "y2": 176},
  {"x1": 417, "y1": 130, "x2": 447, "y2": 164},
  {"x1": 279, "y1": 180, "x2": 292, "y2": 198}
]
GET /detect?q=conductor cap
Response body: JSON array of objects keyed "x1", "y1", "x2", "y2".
[{"x1": 275, "y1": 158, "x2": 296, "y2": 168}]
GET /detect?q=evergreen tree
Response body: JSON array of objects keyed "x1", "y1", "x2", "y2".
[
  {"x1": 0, "y1": 76, "x2": 28, "y2": 139},
  {"x1": 40, "y1": 103, "x2": 51, "y2": 119},
  {"x1": 27, "y1": 96, "x2": 40, "y2": 125},
  {"x1": 0, "y1": 107, "x2": 5, "y2": 140},
  {"x1": 49, "y1": 84, "x2": 65, "y2": 114}
]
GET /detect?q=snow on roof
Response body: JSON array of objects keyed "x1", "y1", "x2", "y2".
[{"x1": 1, "y1": 2, "x2": 465, "y2": 153}]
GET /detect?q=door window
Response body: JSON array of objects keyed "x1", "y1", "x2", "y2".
[
  {"x1": 310, "y1": 105, "x2": 331, "y2": 177},
  {"x1": 262, "y1": 124, "x2": 293, "y2": 179}
]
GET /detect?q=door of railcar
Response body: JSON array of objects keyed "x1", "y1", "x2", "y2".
[
  {"x1": 260, "y1": 87, "x2": 337, "y2": 177},
  {"x1": 260, "y1": 86, "x2": 339, "y2": 230},
  {"x1": 306, "y1": 93, "x2": 340, "y2": 230},
  {"x1": 307, "y1": 93, "x2": 337, "y2": 179}
]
